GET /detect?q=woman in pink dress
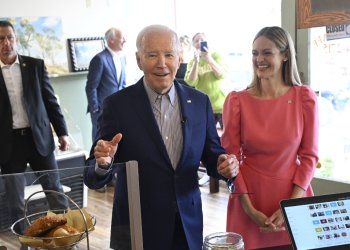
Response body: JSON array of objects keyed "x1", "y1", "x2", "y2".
[{"x1": 221, "y1": 26, "x2": 319, "y2": 250}]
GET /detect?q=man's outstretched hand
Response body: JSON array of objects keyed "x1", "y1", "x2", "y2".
[{"x1": 94, "y1": 133, "x2": 122, "y2": 167}]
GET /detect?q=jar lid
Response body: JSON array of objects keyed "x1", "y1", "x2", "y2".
[{"x1": 204, "y1": 232, "x2": 244, "y2": 249}]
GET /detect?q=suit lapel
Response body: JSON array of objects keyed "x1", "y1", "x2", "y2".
[
  {"x1": 105, "y1": 50, "x2": 118, "y2": 85},
  {"x1": 0, "y1": 68, "x2": 10, "y2": 99},
  {"x1": 175, "y1": 81, "x2": 194, "y2": 168},
  {"x1": 18, "y1": 55, "x2": 29, "y2": 94},
  {"x1": 131, "y1": 78, "x2": 172, "y2": 166}
]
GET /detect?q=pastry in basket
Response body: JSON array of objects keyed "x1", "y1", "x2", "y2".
[
  {"x1": 43, "y1": 224, "x2": 80, "y2": 244},
  {"x1": 19, "y1": 208, "x2": 95, "y2": 248},
  {"x1": 44, "y1": 225, "x2": 82, "y2": 248},
  {"x1": 24, "y1": 215, "x2": 67, "y2": 237}
]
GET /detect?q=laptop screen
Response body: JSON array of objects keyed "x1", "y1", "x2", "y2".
[{"x1": 280, "y1": 192, "x2": 350, "y2": 250}]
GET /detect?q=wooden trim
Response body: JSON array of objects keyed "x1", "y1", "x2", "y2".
[{"x1": 298, "y1": 0, "x2": 350, "y2": 29}]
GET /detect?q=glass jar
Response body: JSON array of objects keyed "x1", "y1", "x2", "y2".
[{"x1": 203, "y1": 232, "x2": 244, "y2": 250}]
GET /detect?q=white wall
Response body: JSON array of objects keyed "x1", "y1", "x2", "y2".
[{"x1": 0, "y1": 0, "x2": 128, "y2": 37}]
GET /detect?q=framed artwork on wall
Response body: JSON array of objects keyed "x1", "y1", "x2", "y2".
[
  {"x1": 0, "y1": 17, "x2": 69, "y2": 74},
  {"x1": 298, "y1": 0, "x2": 350, "y2": 29},
  {"x1": 68, "y1": 37, "x2": 106, "y2": 72}
]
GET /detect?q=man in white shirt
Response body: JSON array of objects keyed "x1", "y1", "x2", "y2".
[{"x1": 0, "y1": 21, "x2": 70, "y2": 247}]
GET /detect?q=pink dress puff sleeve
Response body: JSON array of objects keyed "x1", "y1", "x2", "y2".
[
  {"x1": 222, "y1": 91, "x2": 248, "y2": 197},
  {"x1": 294, "y1": 85, "x2": 319, "y2": 190}
]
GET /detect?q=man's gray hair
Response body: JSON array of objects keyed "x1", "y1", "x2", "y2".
[
  {"x1": 105, "y1": 28, "x2": 116, "y2": 43},
  {"x1": 136, "y1": 24, "x2": 180, "y2": 54}
]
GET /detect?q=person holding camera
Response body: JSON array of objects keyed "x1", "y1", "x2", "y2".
[{"x1": 185, "y1": 32, "x2": 230, "y2": 186}]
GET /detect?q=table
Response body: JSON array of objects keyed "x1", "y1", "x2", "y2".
[{"x1": 253, "y1": 244, "x2": 293, "y2": 250}]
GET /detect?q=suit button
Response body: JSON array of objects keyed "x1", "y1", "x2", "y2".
[
  {"x1": 174, "y1": 174, "x2": 179, "y2": 179},
  {"x1": 172, "y1": 201, "x2": 179, "y2": 212}
]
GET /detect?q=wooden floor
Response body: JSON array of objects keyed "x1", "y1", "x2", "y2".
[{"x1": 0, "y1": 181, "x2": 229, "y2": 250}]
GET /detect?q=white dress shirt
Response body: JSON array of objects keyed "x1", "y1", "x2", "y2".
[
  {"x1": 0, "y1": 56, "x2": 30, "y2": 129},
  {"x1": 106, "y1": 46, "x2": 122, "y2": 83}
]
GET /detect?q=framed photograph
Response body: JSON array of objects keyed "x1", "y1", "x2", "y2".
[
  {"x1": 298, "y1": 0, "x2": 350, "y2": 29},
  {"x1": 68, "y1": 37, "x2": 106, "y2": 72}
]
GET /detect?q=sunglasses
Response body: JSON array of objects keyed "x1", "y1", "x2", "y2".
[{"x1": 226, "y1": 155, "x2": 246, "y2": 193}]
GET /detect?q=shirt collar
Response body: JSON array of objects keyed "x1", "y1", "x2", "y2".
[
  {"x1": 0, "y1": 55, "x2": 19, "y2": 68},
  {"x1": 106, "y1": 46, "x2": 119, "y2": 58},
  {"x1": 143, "y1": 78, "x2": 176, "y2": 106}
]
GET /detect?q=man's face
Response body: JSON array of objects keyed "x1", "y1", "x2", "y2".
[
  {"x1": 0, "y1": 26, "x2": 18, "y2": 64},
  {"x1": 109, "y1": 29, "x2": 126, "y2": 53},
  {"x1": 136, "y1": 31, "x2": 180, "y2": 95}
]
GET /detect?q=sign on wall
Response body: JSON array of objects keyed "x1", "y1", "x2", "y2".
[{"x1": 326, "y1": 24, "x2": 350, "y2": 41}]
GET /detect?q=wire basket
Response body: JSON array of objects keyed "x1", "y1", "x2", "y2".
[{"x1": 11, "y1": 190, "x2": 96, "y2": 250}]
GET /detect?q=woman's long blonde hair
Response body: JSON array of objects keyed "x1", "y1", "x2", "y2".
[{"x1": 248, "y1": 26, "x2": 302, "y2": 95}]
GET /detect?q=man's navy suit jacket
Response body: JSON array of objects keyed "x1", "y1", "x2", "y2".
[
  {"x1": 0, "y1": 55, "x2": 68, "y2": 165},
  {"x1": 85, "y1": 49, "x2": 126, "y2": 113},
  {"x1": 84, "y1": 78, "x2": 229, "y2": 250}
]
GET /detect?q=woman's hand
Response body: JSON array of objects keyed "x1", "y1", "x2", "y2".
[
  {"x1": 188, "y1": 50, "x2": 200, "y2": 81},
  {"x1": 249, "y1": 207, "x2": 269, "y2": 227},
  {"x1": 260, "y1": 209, "x2": 286, "y2": 233},
  {"x1": 200, "y1": 47, "x2": 224, "y2": 77},
  {"x1": 194, "y1": 49, "x2": 200, "y2": 64},
  {"x1": 239, "y1": 194, "x2": 276, "y2": 232},
  {"x1": 200, "y1": 47, "x2": 213, "y2": 63},
  {"x1": 246, "y1": 207, "x2": 275, "y2": 232}
]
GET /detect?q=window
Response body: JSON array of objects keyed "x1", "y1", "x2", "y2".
[{"x1": 310, "y1": 27, "x2": 350, "y2": 182}]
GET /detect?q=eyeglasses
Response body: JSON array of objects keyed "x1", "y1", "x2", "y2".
[{"x1": 226, "y1": 155, "x2": 246, "y2": 193}]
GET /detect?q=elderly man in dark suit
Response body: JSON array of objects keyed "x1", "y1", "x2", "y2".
[
  {"x1": 86, "y1": 27, "x2": 127, "y2": 142},
  {"x1": 0, "y1": 20, "x2": 69, "y2": 245},
  {"x1": 84, "y1": 24, "x2": 240, "y2": 250},
  {"x1": 86, "y1": 27, "x2": 127, "y2": 192}
]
